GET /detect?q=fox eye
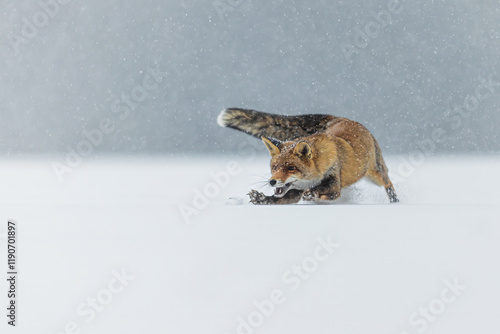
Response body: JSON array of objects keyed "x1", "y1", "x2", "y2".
[
  {"x1": 287, "y1": 166, "x2": 296, "y2": 171},
  {"x1": 272, "y1": 165, "x2": 277, "y2": 171}
]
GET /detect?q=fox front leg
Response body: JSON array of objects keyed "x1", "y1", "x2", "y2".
[
  {"x1": 303, "y1": 174, "x2": 341, "y2": 202},
  {"x1": 302, "y1": 189, "x2": 340, "y2": 201},
  {"x1": 248, "y1": 189, "x2": 304, "y2": 205}
]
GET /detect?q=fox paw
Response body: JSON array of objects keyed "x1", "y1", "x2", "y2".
[
  {"x1": 302, "y1": 190, "x2": 339, "y2": 202},
  {"x1": 248, "y1": 190, "x2": 271, "y2": 205},
  {"x1": 302, "y1": 190, "x2": 318, "y2": 201}
]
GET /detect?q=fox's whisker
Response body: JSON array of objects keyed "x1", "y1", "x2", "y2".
[
  {"x1": 245, "y1": 180, "x2": 269, "y2": 188},
  {"x1": 257, "y1": 183, "x2": 270, "y2": 191},
  {"x1": 247, "y1": 174, "x2": 270, "y2": 181}
]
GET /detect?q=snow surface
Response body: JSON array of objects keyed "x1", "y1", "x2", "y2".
[{"x1": 1, "y1": 155, "x2": 500, "y2": 334}]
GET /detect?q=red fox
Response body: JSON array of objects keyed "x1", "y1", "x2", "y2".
[{"x1": 217, "y1": 108, "x2": 398, "y2": 204}]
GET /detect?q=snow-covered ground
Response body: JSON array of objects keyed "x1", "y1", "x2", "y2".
[{"x1": 1, "y1": 154, "x2": 499, "y2": 334}]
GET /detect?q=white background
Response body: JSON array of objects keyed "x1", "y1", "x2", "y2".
[{"x1": 1, "y1": 155, "x2": 499, "y2": 334}]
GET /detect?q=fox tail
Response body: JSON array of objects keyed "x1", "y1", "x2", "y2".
[{"x1": 217, "y1": 108, "x2": 335, "y2": 141}]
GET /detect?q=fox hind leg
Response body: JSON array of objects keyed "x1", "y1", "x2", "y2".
[
  {"x1": 367, "y1": 168, "x2": 399, "y2": 203},
  {"x1": 370, "y1": 138, "x2": 399, "y2": 203}
]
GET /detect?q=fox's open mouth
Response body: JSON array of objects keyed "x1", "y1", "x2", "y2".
[{"x1": 274, "y1": 183, "x2": 292, "y2": 198}]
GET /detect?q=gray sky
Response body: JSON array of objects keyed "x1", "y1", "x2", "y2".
[{"x1": 1, "y1": 0, "x2": 499, "y2": 155}]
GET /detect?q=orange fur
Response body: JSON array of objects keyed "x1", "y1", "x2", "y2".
[
  {"x1": 217, "y1": 108, "x2": 398, "y2": 204},
  {"x1": 260, "y1": 120, "x2": 398, "y2": 204}
]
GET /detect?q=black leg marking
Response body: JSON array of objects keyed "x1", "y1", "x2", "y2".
[
  {"x1": 386, "y1": 186, "x2": 399, "y2": 203},
  {"x1": 248, "y1": 189, "x2": 304, "y2": 205}
]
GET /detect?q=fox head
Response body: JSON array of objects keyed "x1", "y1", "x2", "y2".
[{"x1": 262, "y1": 136, "x2": 323, "y2": 198}]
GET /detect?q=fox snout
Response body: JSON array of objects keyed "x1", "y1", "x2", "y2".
[
  {"x1": 269, "y1": 178, "x2": 293, "y2": 197},
  {"x1": 269, "y1": 176, "x2": 287, "y2": 187}
]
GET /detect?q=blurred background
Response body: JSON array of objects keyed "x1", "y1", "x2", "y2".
[{"x1": 1, "y1": 0, "x2": 499, "y2": 156}]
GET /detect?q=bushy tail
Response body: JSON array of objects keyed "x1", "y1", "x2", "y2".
[{"x1": 217, "y1": 108, "x2": 336, "y2": 141}]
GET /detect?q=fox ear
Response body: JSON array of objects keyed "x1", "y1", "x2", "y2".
[
  {"x1": 294, "y1": 141, "x2": 312, "y2": 160},
  {"x1": 261, "y1": 137, "x2": 282, "y2": 157}
]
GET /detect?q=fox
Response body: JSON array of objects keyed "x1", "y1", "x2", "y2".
[{"x1": 217, "y1": 108, "x2": 399, "y2": 204}]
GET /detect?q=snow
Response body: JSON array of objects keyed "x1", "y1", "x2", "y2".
[{"x1": 1, "y1": 155, "x2": 499, "y2": 334}]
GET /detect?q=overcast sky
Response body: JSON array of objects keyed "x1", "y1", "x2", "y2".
[{"x1": 1, "y1": 0, "x2": 499, "y2": 155}]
